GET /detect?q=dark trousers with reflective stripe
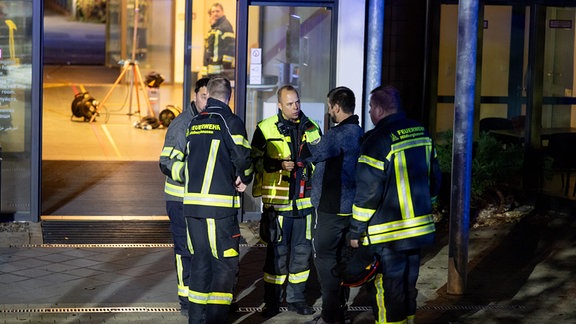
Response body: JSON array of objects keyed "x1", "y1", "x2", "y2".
[
  {"x1": 312, "y1": 211, "x2": 350, "y2": 322},
  {"x1": 371, "y1": 246, "x2": 421, "y2": 323},
  {"x1": 263, "y1": 214, "x2": 312, "y2": 305},
  {"x1": 186, "y1": 214, "x2": 240, "y2": 324},
  {"x1": 166, "y1": 201, "x2": 191, "y2": 309}
]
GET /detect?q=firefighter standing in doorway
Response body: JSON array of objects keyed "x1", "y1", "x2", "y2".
[{"x1": 251, "y1": 85, "x2": 322, "y2": 317}]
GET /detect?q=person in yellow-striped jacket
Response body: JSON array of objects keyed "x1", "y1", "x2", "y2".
[
  {"x1": 180, "y1": 77, "x2": 253, "y2": 324},
  {"x1": 349, "y1": 85, "x2": 442, "y2": 324},
  {"x1": 159, "y1": 77, "x2": 209, "y2": 316},
  {"x1": 251, "y1": 85, "x2": 322, "y2": 318}
]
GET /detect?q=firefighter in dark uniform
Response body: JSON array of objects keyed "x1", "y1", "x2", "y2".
[
  {"x1": 202, "y1": 3, "x2": 235, "y2": 78},
  {"x1": 251, "y1": 85, "x2": 322, "y2": 317},
  {"x1": 159, "y1": 78, "x2": 210, "y2": 316},
  {"x1": 350, "y1": 85, "x2": 442, "y2": 324},
  {"x1": 180, "y1": 77, "x2": 253, "y2": 323}
]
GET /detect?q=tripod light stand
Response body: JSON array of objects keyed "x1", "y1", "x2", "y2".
[{"x1": 90, "y1": 0, "x2": 154, "y2": 123}]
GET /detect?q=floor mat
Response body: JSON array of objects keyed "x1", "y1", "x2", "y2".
[
  {"x1": 42, "y1": 220, "x2": 172, "y2": 244},
  {"x1": 42, "y1": 160, "x2": 166, "y2": 217}
]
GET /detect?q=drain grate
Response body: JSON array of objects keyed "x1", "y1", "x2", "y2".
[
  {"x1": 20, "y1": 243, "x2": 260, "y2": 248},
  {"x1": 419, "y1": 304, "x2": 528, "y2": 311},
  {"x1": 0, "y1": 304, "x2": 526, "y2": 314},
  {"x1": 0, "y1": 307, "x2": 179, "y2": 314}
]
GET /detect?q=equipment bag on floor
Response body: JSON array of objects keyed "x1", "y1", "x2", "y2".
[
  {"x1": 158, "y1": 105, "x2": 182, "y2": 127},
  {"x1": 71, "y1": 92, "x2": 99, "y2": 122}
]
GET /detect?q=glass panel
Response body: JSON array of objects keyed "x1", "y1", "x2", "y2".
[
  {"x1": 481, "y1": 6, "x2": 511, "y2": 98},
  {"x1": 106, "y1": 0, "x2": 174, "y2": 82},
  {"x1": 191, "y1": 1, "x2": 237, "y2": 84},
  {"x1": 243, "y1": 5, "x2": 333, "y2": 217},
  {"x1": 245, "y1": 5, "x2": 332, "y2": 138},
  {"x1": 438, "y1": 4, "x2": 457, "y2": 97},
  {"x1": 543, "y1": 7, "x2": 576, "y2": 128},
  {"x1": 0, "y1": 0, "x2": 33, "y2": 217}
]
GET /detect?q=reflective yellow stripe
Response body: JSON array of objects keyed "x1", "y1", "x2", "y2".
[
  {"x1": 185, "y1": 218, "x2": 194, "y2": 255},
  {"x1": 223, "y1": 248, "x2": 238, "y2": 257},
  {"x1": 273, "y1": 204, "x2": 293, "y2": 212},
  {"x1": 263, "y1": 272, "x2": 287, "y2": 285},
  {"x1": 295, "y1": 198, "x2": 313, "y2": 210},
  {"x1": 387, "y1": 138, "x2": 432, "y2": 160},
  {"x1": 176, "y1": 254, "x2": 188, "y2": 297},
  {"x1": 353, "y1": 204, "x2": 375, "y2": 222},
  {"x1": 208, "y1": 292, "x2": 233, "y2": 305},
  {"x1": 306, "y1": 213, "x2": 312, "y2": 240},
  {"x1": 368, "y1": 215, "x2": 434, "y2": 235},
  {"x1": 232, "y1": 134, "x2": 251, "y2": 149},
  {"x1": 288, "y1": 269, "x2": 310, "y2": 284},
  {"x1": 188, "y1": 290, "x2": 209, "y2": 304},
  {"x1": 364, "y1": 222, "x2": 436, "y2": 245},
  {"x1": 394, "y1": 151, "x2": 415, "y2": 219},
  {"x1": 278, "y1": 215, "x2": 284, "y2": 242},
  {"x1": 207, "y1": 219, "x2": 218, "y2": 259},
  {"x1": 172, "y1": 161, "x2": 185, "y2": 182},
  {"x1": 359, "y1": 154, "x2": 384, "y2": 171},
  {"x1": 178, "y1": 284, "x2": 188, "y2": 297},
  {"x1": 164, "y1": 181, "x2": 184, "y2": 197},
  {"x1": 188, "y1": 290, "x2": 233, "y2": 305},
  {"x1": 201, "y1": 140, "x2": 220, "y2": 194},
  {"x1": 184, "y1": 193, "x2": 240, "y2": 208},
  {"x1": 171, "y1": 149, "x2": 184, "y2": 160},
  {"x1": 374, "y1": 273, "x2": 386, "y2": 324},
  {"x1": 160, "y1": 146, "x2": 172, "y2": 157}
]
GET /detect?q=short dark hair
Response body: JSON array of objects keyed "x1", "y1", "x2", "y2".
[
  {"x1": 370, "y1": 85, "x2": 402, "y2": 113},
  {"x1": 327, "y1": 86, "x2": 355, "y2": 114},
  {"x1": 208, "y1": 3, "x2": 223, "y2": 14},
  {"x1": 277, "y1": 84, "x2": 299, "y2": 103},
  {"x1": 195, "y1": 77, "x2": 210, "y2": 93},
  {"x1": 207, "y1": 76, "x2": 231, "y2": 102}
]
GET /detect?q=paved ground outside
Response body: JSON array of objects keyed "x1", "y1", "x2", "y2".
[{"x1": 1, "y1": 200, "x2": 576, "y2": 323}]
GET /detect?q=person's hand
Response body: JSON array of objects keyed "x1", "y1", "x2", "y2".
[
  {"x1": 281, "y1": 160, "x2": 295, "y2": 172},
  {"x1": 235, "y1": 176, "x2": 246, "y2": 192},
  {"x1": 350, "y1": 239, "x2": 359, "y2": 248}
]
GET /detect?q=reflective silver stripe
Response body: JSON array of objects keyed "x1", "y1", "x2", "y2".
[
  {"x1": 367, "y1": 222, "x2": 435, "y2": 245},
  {"x1": 201, "y1": 140, "x2": 220, "y2": 194},
  {"x1": 353, "y1": 204, "x2": 375, "y2": 222},
  {"x1": 164, "y1": 182, "x2": 184, "y2": 197},
  {"x1": 394, "y1": 151, "x2": 415, "y2": 219},
  {"x1": 358, "y1": 154, "x2": 384, "y2": 171},
  {"x1": 208, "y1": 219, "x2": 218, "y2": 259},
  {"x1": 172, "y1": 161, "x2": 185, "y2": 182},
  {"x1": 295, "y1": 198, "x2": 312, "y2": 210},
  {"x1": 232, "y1": 134, "x2": 251, "y2": 149},
  {"x1": 368, "y1": 214, "x2": 434, "y2": 235},
  {"x1": 160, "y1": 146, "x2": 172, "y2": 157},
  {"x1": 184, "y1": 194, "x2": 240, "y2": 208}
]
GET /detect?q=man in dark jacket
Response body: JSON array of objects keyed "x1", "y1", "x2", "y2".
[
  {"x1": 304, "y1": 86, "x2": 363, "y2": 324},
  {"x1": 203, "y1": 3, "x2": 235, "y2": 78},
  {"x1": 159, "y1": 77, "x2": 209, "y2": 316},
  {"x1": 181, "y1": 77, "x2": 253, "y2": 323},
  {"x1": 350, "y1": 85, "x2": 441, "y2": 324}
]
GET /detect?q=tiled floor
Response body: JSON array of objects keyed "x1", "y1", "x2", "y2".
[{"x1": 42, "y1": 72, "x2": 183, "y2": 162}]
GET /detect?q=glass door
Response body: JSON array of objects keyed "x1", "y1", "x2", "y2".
[
  {"x1": 435, "y1": 4, "x2": 576, "y2": 136},
  {"x1": 239, "y1": 2, "x2": 335, "y2": 219}
]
